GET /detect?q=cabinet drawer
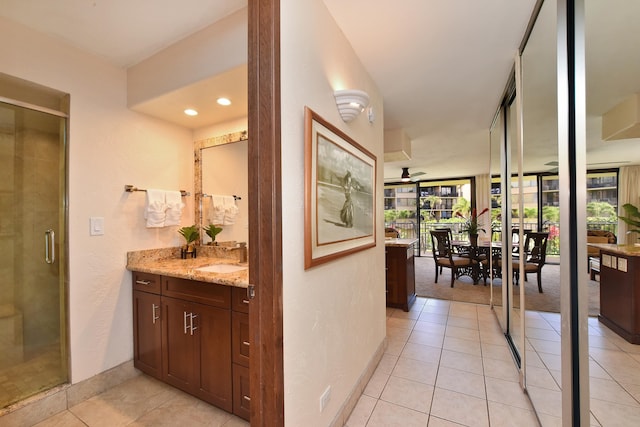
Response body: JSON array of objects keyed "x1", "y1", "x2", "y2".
[
  {"x1": 232, "y1": 287, "x2": 250, "y2": 313},
  {"x1": 162, "y1": 276, "x2": 231, "y2": 308},
  {"x1": 133, "y1": 271, "x2": 161, "y2": 294},
  {"x1": 232, "y1": 311, "x2": 250, "y2": 367},
  {"x1": 233, "y1": 364, "x2": 250, "y2": 421}
]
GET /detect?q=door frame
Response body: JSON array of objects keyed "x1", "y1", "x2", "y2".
[{"x1": 248, "y1": 0, "x2": 285, "y2": 425}]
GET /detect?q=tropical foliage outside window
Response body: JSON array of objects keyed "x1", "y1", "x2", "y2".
[{"x1": 384, "y1": 171, "x2": 618, "y2": 256}]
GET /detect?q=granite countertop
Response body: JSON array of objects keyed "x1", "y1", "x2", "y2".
[
  {"x1": 126, "y1": 246, "x2": 249, "y2": 288},
  {"x1": 385, "y1": 238, "x2": 418, "y2": 247},
  {"x1": 588, "y1": 243, "x2": 640, "y2": 257}
]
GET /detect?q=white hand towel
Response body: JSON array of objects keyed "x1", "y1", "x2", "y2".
[
  {"x1": 223, "y1": 196, "x2": 239, "y2": 225},
  {"x1": 145, "y1": 189, "x2": 166, "y2": 228},
  {"x1": 208, "y1": 195, "x2": 225, "y2": 225},
  {"x1": 164, "y1": 190, "x2": 185, "y2": 226}
]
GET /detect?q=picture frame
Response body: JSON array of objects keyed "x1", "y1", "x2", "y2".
[{"x1": 304, "y1": 106, "x2": 377, "y2": 269}]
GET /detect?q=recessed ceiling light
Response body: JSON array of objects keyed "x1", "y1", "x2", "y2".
[
  {"x1": 184, "y1": 109, "x2": 198, "y2": 116},
  {"x1": 217, "y1": 97, "x2": 232, "y2": 106}
]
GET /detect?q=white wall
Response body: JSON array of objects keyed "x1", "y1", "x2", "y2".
[
  {"x1": 127, "y1": 8, "x2": 247, "y2": 107},
  {"x1": 0, "y1": 17, "x2": 194, "y2": 383},
  {"x1": 281, "y1": 1, "x2": 386, "y2": 425}
]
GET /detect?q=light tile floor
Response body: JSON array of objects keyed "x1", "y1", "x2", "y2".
[
  {"x1": 30, "y1": 375, "x2": 249, "y2": 427},
  {"x1": 14, "y1": 297, "x2": 640, "y2": 426},
  {"x1": 346, "y1": 297, "x2": 640, "y2": 427}
]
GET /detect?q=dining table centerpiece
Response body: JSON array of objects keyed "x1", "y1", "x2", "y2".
[{"x1": 457, "y1": 207, "x2": 489, "y2": 247}]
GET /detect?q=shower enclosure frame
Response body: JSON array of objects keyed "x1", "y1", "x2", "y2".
[{"x1": 0, "y1": 81, "x2": 69, "y2": 409}]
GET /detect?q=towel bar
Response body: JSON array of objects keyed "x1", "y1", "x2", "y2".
[
  {"x1": 124, "y1": 185, "x2": 190, "y2": 197},
  {"x1": 201, "y1": 193, "x2": 241, "y2": 201}
]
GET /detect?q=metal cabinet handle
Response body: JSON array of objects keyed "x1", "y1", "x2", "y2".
[
  {"x1": 136, "y1": 280, "x2": 151, "y2": 286},
  {"x1": 183, "y1": 311, "x2": 189, "y2": 334},
  {"x1": 190, "y1": 314, "x2": 198, "y2": 335},
  {"x1": 45, "y1": 229, "x2": 55, "y2": 264},
  {"x1": 242, "y1": 299, "x2": 250, "y2": 305},
  {"x1": 152, "y1": 304, "x2": 159, "y2": 324},
  {"x1": 242, "y1": 341, "x2": 250, "y2": 347},
  {"x1": 243, "y1": 395, "x2": 251, "y2": 402}
]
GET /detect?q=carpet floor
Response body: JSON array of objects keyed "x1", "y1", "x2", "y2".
[{"x1": 414, "y1": 256, "x2": 600, "y2": 316}]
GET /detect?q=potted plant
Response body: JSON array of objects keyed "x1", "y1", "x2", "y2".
[
  {"x1": 203, "y1": 224, "x2": 223, "y2": 245},
  {"x1": 457, "y1": 207, "x2": 489, "y2": 246},
  {"x1": 619, "y1": 203, "x2": 640, "y2": 243},
  {"x1": 178, "y1": 225, "x2": 199, "y2": 257}
]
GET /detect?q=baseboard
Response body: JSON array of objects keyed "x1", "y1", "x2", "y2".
[
  {"x1": 0, "y1": 360, "x2": 140, "y2": 426},
  {"x1": 329, "y1": 337, "x2": 387, "y2": 427}
]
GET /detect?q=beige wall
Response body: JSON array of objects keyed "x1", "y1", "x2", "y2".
[
  {"x1": 127, "y1": 8, "x2": 247, "y2": 107},
  {"x1": 0, "y1": 16, "x2": 194, "y2": 383},
  {"x1": 281, "y1": 0, "x2": 386, "y2": 425},
  {"x1": 3, "y1": 3, "x2": 388, "y2": 423}
]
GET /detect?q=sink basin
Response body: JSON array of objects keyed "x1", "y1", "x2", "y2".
[{"x1": 196, "y1": 264, "x2": 247, "y2": 274}]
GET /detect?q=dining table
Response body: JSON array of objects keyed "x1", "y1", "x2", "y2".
[{"x1": 451, "y1": 240, "x2": 512, "y2": 284}]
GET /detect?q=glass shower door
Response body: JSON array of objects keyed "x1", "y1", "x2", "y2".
[{"x1": 0, "y1": 101, "x2": 67, "y2": 408}]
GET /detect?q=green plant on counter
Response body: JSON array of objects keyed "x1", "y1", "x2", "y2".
[
  {"x1": 619, "y1": 203, "x2": 640, "y2": 237},
  {"x1": 204, "y1": 224, "x2": 223, "y2": 243},
  {"x1": 178, "y1": 225, "x2": 199, "y2": 247}
]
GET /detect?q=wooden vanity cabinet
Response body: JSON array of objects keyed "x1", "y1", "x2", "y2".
[
  {"x1": 132, "y1": 272, "x2": 250, "y2": 419},
  {"x1": 132, "y1": 274, "x2": 162, "y2": 379},
  {"x1": 385, "y1": 243, "x2": 416, "y2": 312},
  {"x1": 162, "y1": 296, "x2": 232, "y2": 411},
  {"x1": 161, "y1": 277, "x2": 232, "y2": 412},
  {"x1": 231, "y1": 287, "x2": 250, "y2": 420}
]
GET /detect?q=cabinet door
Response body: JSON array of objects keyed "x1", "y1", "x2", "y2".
[
  {"x1": 192, "y1": 301, "x2": 233, "y2": 411},
  {"x1": 385, "y1": 249, "x2": 400, "y2": 305},
  {"x1": 232, "y1": 311, "x2": 250, "y2": 367},
  {"x1": 233, "y1": 364, "x2": 251, "y2": 421},
  {"x1": 133, "y1": 290, "x2": 162, "y2": 379},
  {"x1": 162, "y1": 297, "x2": 196, "y2": 390}
]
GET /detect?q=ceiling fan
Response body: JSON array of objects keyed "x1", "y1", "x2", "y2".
[{"x1": 385, "y1": 167, "x2": 426, "y2": 183}]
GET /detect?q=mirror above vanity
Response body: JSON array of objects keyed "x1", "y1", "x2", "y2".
[{"x1": 195, "y1": 130, "x2": 249, "y2": 246}]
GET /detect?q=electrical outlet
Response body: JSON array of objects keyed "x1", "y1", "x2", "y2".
[{"x1": 319, "y1": 386, "x2": 331, "y2": 412}]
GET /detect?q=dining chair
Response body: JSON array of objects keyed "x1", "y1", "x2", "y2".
[
  {"x1": 514, "y1": 231, "x2": 549, "y2": 293},
  {"x1": 511, "y1": 228, "x2": 521, "y2": 260},
  {"x1": 430, "y1": 230, "x2": 477, "y2": 287},
  {"x1": 385, "y1": 227, "x2": 400, "y2": 238}
]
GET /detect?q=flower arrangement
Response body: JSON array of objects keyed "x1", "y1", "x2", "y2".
[{"x1": 457, "y1": 208, "x2": 489, "y2": 235}]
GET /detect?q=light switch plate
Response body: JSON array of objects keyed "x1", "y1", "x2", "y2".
[{"x1": 90, "y1": 217, "x2": 104, "y2": 236}]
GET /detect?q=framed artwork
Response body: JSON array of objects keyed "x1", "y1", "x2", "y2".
[{"x1": 304, "y1": 106, "x2": 377, "y2": 269}]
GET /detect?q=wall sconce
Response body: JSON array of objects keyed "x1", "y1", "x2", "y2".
[{"x1": 334, "y1": 89, "x2": 370, "y2": 123}]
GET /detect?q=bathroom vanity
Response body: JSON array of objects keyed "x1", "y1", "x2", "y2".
[{"x1": 127, "y1": 246, "x2": 250, "y2": 420}]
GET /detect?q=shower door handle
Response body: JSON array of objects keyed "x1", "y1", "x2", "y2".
[{"x1": 45, "y1": 229, "x2": 55, "y2": 264}]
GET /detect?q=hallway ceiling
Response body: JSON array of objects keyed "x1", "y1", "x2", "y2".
[{"x1": 3, "y1": 1, "x2": 638, "y2": 182}]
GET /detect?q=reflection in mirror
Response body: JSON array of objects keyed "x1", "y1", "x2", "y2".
[
  {"x1": 194, "y1": 131, "x2": 248, "y2": 246},
  {"x1": 519, "y1": 0, "x2": 562, "y2": 419},
  {"x1": 507, "y1": 90, "x2": 525, "y2": 365},
  {"x1": 489, "y1": 107, "x2": 504, "y2": 325}
]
